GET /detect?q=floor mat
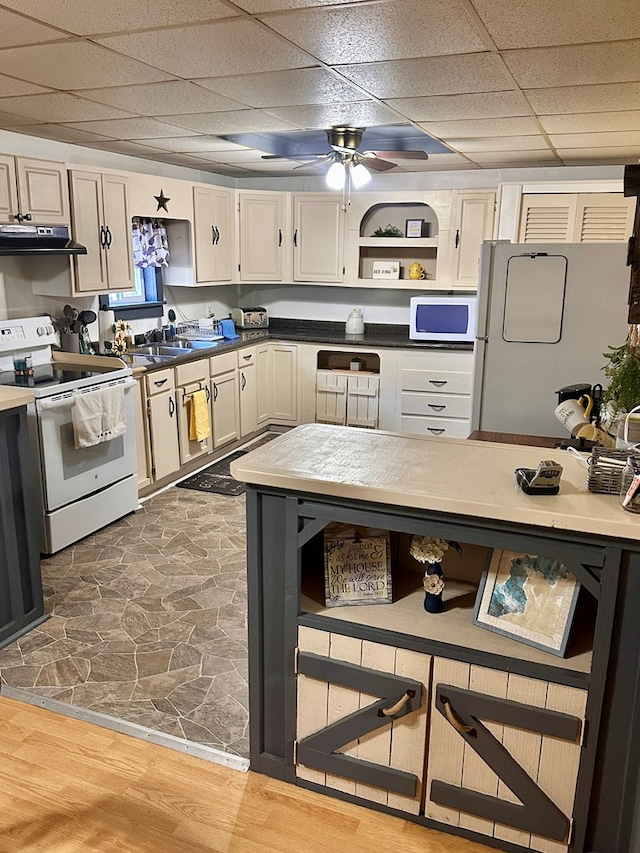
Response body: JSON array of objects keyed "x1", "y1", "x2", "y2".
[{"x1": 176, "y1": 451, "x2": 248, "y2": 496}]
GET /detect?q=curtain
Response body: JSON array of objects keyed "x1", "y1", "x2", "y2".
[{"x1": 132, "y1": 218, "x2": 170, "y2": 268}]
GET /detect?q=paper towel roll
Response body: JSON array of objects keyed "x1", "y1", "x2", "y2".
[{"x1": 98, "y1": 309, "x2": 115, "y2": 352}]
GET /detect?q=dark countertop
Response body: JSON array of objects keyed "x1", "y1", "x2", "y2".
[{"x1": 124, "y1": 319, "x2": 473, "y2": 372}]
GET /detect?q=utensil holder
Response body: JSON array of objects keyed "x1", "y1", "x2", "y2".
[{"x1": 60, "y1": 332, "x2": 80, "y2": 354}]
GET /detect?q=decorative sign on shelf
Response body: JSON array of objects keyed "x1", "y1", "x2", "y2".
[
  {"x1": 372, "y1": 260, "x2": 400, "y2": 279},
  {"x1": 324, "y1": 523, "x2": 392, "y2": 607}
]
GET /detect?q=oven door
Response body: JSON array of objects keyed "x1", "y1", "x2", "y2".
[{"x1": 36, "y1": 377, "x2": 137, "y2": 511}]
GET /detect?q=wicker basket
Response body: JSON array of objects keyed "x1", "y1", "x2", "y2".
[{"x1": 587, "y1": 447, "x2": 629, "y2": 494}]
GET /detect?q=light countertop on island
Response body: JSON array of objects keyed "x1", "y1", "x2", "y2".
[
  {"x1": 231, "y1": 423, "x2": 640, "y2": 542},
  {"x1": 0, "y1": 386, "x2": 34, "y2": 412}
]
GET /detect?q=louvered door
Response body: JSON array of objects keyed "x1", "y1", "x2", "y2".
[
  {"x1": 519, "y1": 193, "x2": 634, "y2": 243},
  {"x1": 575, "y1": 194, "x2": 635, "y2": 242},
  {"x1": 518, "y1": 195, "x2": 578, "y2": 242}
]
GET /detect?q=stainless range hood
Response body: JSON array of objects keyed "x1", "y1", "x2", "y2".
[{"x1": 0, "y1": 224, "x2": 87, "y2": 256}]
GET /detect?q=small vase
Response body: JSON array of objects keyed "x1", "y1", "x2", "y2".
[{"x1": 423, "y1": 562, "x2": 445, "y2": 614}]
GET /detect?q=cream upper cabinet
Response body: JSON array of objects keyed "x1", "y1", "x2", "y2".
[
  {"x1": 70, "y1": 170, "x2": 134, "y2": 293},
  {"x1": 238, "y1": 191, "x2": 286, "y2": 281},
  {"x1": 448, "y1": 191, "x2": 495, "y2": 288},
  {"x1": 292, "y1": 194, "x2": 344, "y2": 282},
  {"x1": 0, "y1": 155, "x2": 69, "y2": 225},
  {"x1": 519, "y1": 193, "x2": 635, "y2": 243},
  {"x1": 193, "y1": 184, "x2": 234, "y2": 283}
]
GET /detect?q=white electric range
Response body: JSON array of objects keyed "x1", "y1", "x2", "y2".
[{"x1": 0, "y1": 316, "x2": 138, "y2": 554}]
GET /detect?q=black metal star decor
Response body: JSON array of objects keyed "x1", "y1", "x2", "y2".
[{"x1": 154, "y1": 189, "x2": 170, "y2": 212}]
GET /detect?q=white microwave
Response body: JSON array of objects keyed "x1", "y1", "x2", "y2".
[{"x1": 409, "y1": 295, "x2": 477, "y2": 342}]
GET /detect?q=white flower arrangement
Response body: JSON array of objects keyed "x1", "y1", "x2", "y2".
[
  {"x1": 423, "y1": 573, "x2": 445, "y2": 595},
  {"x1": 410, "y1": 535, "x2": 450, "y2": 565}
]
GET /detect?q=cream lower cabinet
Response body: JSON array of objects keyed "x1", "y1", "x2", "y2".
[
  {"x1": 296, "y1": 627, "x2": 585, "y2": 852},
  {"x1": 210, "y1": 350, "x2": 240, "y2": 448},
  {"x1": 269, "y1": 343, "x2": 298, "y2": 424},
  {"x1": 0, "y1": 155, "x2": 69, "y2": 225},
  {"x1": 133, "y1": 375, "x2": 151, "y2": 489},
  {"x1": 399, "y1": 350, "x2": 474, "y2": 439},
  {"x1": 238, "y1": 347, "x2": 258, "y2": 437},
  {"x1": 146, "y1": 368, "x2": 180, "y2": 482},
  {"x1": 175, "y1": 359, "x2": 213, "y2": 465}
]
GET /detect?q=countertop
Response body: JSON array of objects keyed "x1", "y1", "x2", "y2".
[
  {"x1": 230, "y1": 423, "x2": 640, "y2": 543},
  {"x1": 0, "y1": 386, "x2": 34, "y2": 411},
  {"x1": 122, "y1": 319, "x2": 472, "y2": 371}
]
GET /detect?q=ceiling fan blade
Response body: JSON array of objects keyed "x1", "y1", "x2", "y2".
[
  {"x1": 364, "y1": 150, "x2": 429, "y2": 160},
  {"x1": 364, "y1": 158, "x2": 397, "y2": 172},
  {"x1": 261, "y1": 153, "x2": 328, "y2": 160}
]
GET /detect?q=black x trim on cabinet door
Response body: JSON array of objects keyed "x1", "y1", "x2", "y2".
[
  {"x1": 431, "y1": 683, "x2": 583, "y2": 842},
  {"x1": 296, "y1": 652, "x2": 423, "y2": 796}
]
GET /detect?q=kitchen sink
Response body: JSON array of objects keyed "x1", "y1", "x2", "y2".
[{"x1": 133, "y1": 340, "x2": 222, "y2": 357}]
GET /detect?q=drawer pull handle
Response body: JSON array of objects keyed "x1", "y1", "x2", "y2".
[
  {"x1": 379, "y1": 690, "x2": 415, "y2": 717},
  {"x1": 243, "y1": 354, "x2": 252, "y2": 360},
  {"x1": 429, "y1": 379, "x2": 447, "y2": 387},
  {"x1": 442, "y1": 697, "x2": 475, "y2": 734},
  {"x1": 428, "y1": 404, "x2": 446, "y2": 411},
  {"x1": 428, "y1": 427, "x2": 445, "y2": 435},
  {"x1": 153, "y1": 378, "x2": 168, "y2": 387}
]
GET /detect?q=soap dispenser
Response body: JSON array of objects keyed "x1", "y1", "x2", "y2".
[{"x1": 345, "y1": 307, "x2": 365, "y2": 335}]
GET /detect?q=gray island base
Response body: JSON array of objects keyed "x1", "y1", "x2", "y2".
[{"x1": 231, "y1": 424, "x2": 640, "y2": 853}]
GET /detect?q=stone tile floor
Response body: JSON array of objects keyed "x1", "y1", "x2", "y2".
[{"x1": 0, "y1": 480, "x2": 251, "y2": 758}]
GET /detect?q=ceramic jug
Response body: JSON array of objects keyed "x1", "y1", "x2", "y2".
[
  {"x1": 409, "y1": 261, "x2": 426, "y2": 280},
  {"x1": 345, "y1": 307, "x2": 365, "y2": 335}
]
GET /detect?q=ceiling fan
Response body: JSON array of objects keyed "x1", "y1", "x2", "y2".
[{"x1": 262, "y1": 126, "x2": 429, "y2": 187}]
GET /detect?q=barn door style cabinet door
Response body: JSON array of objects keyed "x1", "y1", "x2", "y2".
[{"x1": 245, "y1": 481, "x2": 638, "y2": 853}]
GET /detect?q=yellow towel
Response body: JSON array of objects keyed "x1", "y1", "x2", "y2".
[{"x1": 189, "y1": 389, "x2": 210, "y2": 441}]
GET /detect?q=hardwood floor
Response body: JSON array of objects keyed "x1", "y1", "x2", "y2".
[{"x1": 0, "y1": 696, "x2": 495, "y2": 853}]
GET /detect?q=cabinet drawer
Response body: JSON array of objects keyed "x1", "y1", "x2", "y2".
[
  {"x1": 175, "y1": 358, "x2": 209, "y2": 386},
  {"x1": 237, "y1": 348, "x2": 255, "y2": 368},
  {"x1": 401, "y1": 391, "x2": 471, "y2": 419},
  {"x1": 402, "y1": 368, "x2": 472, "y2": 395},
  {"x1": 401, "y1": 415, "x2": 470, "y2": 439},
  {"x1": 210, "y1": 350, "x2": 237, "y2": 376},
  {"x1": 146, "y1": 368, "x2": 175, "y2": 396}
]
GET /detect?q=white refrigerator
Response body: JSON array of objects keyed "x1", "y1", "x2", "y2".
[{"x1": 470, "y1": 241, "x2": 631, "y2": 437}]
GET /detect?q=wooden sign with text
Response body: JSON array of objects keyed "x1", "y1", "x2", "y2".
[{"x1": 324, "y1": 524, "x2": 392, "y2": 607}]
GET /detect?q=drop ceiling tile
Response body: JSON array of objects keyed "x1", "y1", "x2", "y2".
[
  {"x1": 338, "y1": 54, "x2": 513, "y2": 99},
  {"x1": 0, "y1": 42, "x2": 175, "y2": 90},
  {"x1": 560, "y1": 155, "x2": 638, "y2": 165},
  {"x1": 194, "y1": 148, "x2": 280, "y2": 162},
  {"x1": 79, "y1": 81, "x2": 248, "y2": 116},
  {"x1": 139, "y1": 151, "x2": 231, "y2": 167},
  {"x1": 267, "y1": 101, "x2": 401, "y2": 129},
  {"x1": 97, "y1": 19, "x2": 316, "y2": 78},
  {"x1": 82, "y1": 140, "x2": 170, "y2": 156},
  {"x1": 0, "y1": 75, "x2": 51, "y2": 97},
  {"x1": 0, "y1": 0, "x2": 238, "y2": 36},
  {"x1": 385, "y1": 91, "x2": 529, "y2": 122},
  {"x1": 418, "y1": 116, "x2": 539, "y2": 138},
  {"x1": 471, "y1": 0, "x2": 640, "y2": 49},
  {"x1": 526, "y1": 83, "x2": 640, "y2": 115},
  {"x1": 0, "y1": 92, "x2": 134, "y2": 123},
  {"x1": 259, "y1": 0, "x2": 487, "y2": 64},
  {"x1": 548, "y1": 130, "x2": 640, "y2": 148},
  {"x1": 394, "y1": 153, "x2": 479, "y2": 170},
  {"x1": 134, "y1": 136, "x2": 250, "y2": 153},
  {"x1": 468, "y1": 149, "x2": 559, "y2": 164},
  {"x1": 504, "y1": 41, "x2": 640, "y2": 89},
  {"x1": 540, "y1": 111, "x2": 640, "y2": 134},
  {"x1": 557, "y1": 146, "x2": 639, "y2": 166},
  {"x1": 447, "y1": 135, "x2": 550, "y2": 152},
  {"x1": 12, "y1": 124, "x2": 116, "y2": 143},
  {"x1": 0, "y1": 110, "x2": 32, "y2": 126},
  {"x1": 0, "y1": 8, "x2": 67, "y2": 48},
  {"x1": 62, "y1": 117, "x2": 198, "y2": 139},
  {"x1": 155, "y1": 111, "x2": 298, "y2": 134},
  {"x1": 194, "y1": 67, "x2": 365, "y2": 108}
]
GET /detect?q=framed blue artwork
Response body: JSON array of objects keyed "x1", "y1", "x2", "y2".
[{"x1": 472, "y1": 550, "x2": 580, "y2": 657}]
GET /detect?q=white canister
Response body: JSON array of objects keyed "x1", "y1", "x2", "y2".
[{"x1": 345, "y1": 308, "x2": 364, "y2": 335}]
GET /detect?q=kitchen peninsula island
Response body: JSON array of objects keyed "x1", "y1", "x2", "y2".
[{"x1": 231, "y1": 424, "x2": 640, "y2": 853}]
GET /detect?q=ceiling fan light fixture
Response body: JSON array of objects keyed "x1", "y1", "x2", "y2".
[
  {"x1": 351, "y1": 161, "x2": 372, "y2": 188},
  {"x1": 326, "y1": 159, "x2": 346, "y2": 190}
]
